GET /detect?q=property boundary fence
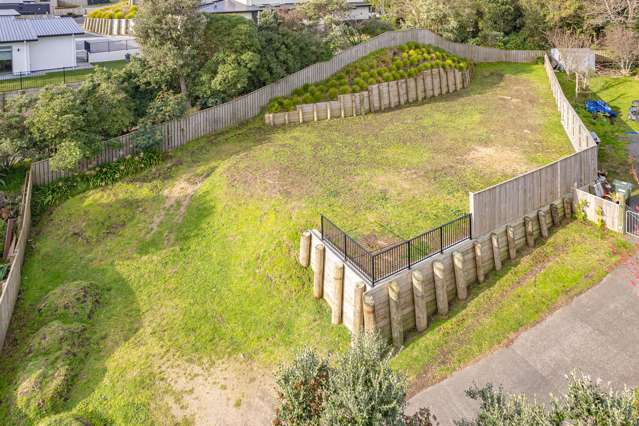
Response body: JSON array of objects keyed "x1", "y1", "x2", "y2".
[
  {"x1": 321, "y1": 214, "x2": 471, "y2": 285},
  {"x1": 29, "y1": 29, "x2": 544, "y2": 186},
  {"x1": 469, "y1": 54, "x2": 599, "y2": 236},
  {"x1": 0, "y1": 172, "x2": 32, "y2": 351},
  {"x1": 0, "y1": 67, "x2": 77, "y2": 93}
]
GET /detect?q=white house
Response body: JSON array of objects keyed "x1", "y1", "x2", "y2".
[
  {"x1": 199, "y1": 0, "x2": 371, "y2": 22},
  {"x1": 0, "y1": 16, "x2": 83, "y2": 75}
]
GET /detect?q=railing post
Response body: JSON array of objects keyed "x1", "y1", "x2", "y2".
[
  {"x1": 63, "y1": 68, "x2": 66, "y2": 84},
  {"x1": 343, "y1": 233, "x2": 347, "y2": 260},
  {"x1": 407, "y1": 240, "x2": 412, "y2": 268},
  {"x1": 320, "y1": 215, "x2": 324, "y2": 239},
  {"x1": 371, "y1": 254, "x2": 375, "y2": 284},
  {"x1": 19, "y1": 73, "x2": 22, "y2": 91},
  {"x1": 440, "y1": 226, "x2": 444, "y2": 254},
  {"x1": 469, "y1": 214, "x2": 472, "y2": 239}
]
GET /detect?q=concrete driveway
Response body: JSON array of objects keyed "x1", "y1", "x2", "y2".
[{"x1": 407, "y1": 252, "x2": 639, "y2": 424}]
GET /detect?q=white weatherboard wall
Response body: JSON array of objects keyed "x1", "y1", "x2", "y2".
[
  {"x1": 4, "y1": 42, "x2": 29, "y2": 74},
  {"x1": 29, "y1": 36, "x2": 76, "y2": 72}
]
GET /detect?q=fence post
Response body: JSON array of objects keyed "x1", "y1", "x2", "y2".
[
  {"x1": 299, "y1": 231, "x2": 311, "y2": 267},
  {"x1": 453, "y1": 251, "x2": 467, "y2": 300},
  {"x1": 538, "y1": 210, "x2": 549, "y2": 239},
  {"x1": 489, "y1": 235, "x2": 501, "y2": 272},
  {"x1": 433, "y1": 261, "x2": 448, "y2": 316},
  {"x1": 388, "y1": 281, "x2": 403, "y2": 349},
  {"x1": 313, "y1": 244, "x2": 325, "y2": 299},
  {"x1": 412, "y1": 270, "x2": 428, "y2": 332},
  {"x1": 440, "y1": 227, "x2": 444, "y2": 253},
  {"x1": 550, "y1": 203, "x2": 560, "y2": 227},
  {"x1": 363, "y1": 294, "x2": 376, "y2": 334},
  {"x1": 19, "y1": 73, "x2": 23, "y2": 91},
  {"x1": 564, "y1": 197, "x2": 573, "y2": 219},
  {"x1": 524, "y1": 216, "x2": 535, "y2": 248},
  {"x1": 474, "y1": 241, "x2": 485, "y2": 283},
  {"x1": 353, "y1": 282, "x2": 365, "y2": 335},
  {"x1": 63, "y1": 68, "x2": 66, "y2": 84},
  {"x1": 332, "y1": 263, "x2": 344, "y2": 325},
  {"x1": 506, "y1": 225, "x2": 516, "y2": 260}
]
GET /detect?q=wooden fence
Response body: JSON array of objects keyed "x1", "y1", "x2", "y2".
[
  {"x1": 574, "y1": 187, "x2": 625, "y2": 233},
  {"x1": 0, "y1": 172, "x2": 32, "y2": 351},
  {"x1": 30, "y1": 29, "x2": 544, "y2": 186},
  {"x1": 265, "y1": 68, "x2": 470, "y2": 126},
  {"x1": 469, "y1": 54, "x2": 598, "y2": 236}
]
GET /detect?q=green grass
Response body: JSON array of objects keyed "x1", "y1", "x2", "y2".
[
  {"x1": 392, "y1": 221, "x2": 633, "y2": 390},
  {"x1": 0, "y1": 61, "x2": 127, "y2": 94},
  {"x1": 557, "y1": 73, "x2": 639, "y2": 183},
  {"x1": 0, "y1": 63, "x2": 576, "y2": 424}
]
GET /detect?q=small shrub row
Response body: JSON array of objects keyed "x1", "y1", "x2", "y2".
[
  {"x1": 267, "y1": 42, "x2": 470, "y2": 113},
  {"x1": 32, "y1": 150, "x2": 162, "y2": 217},
  {"x1": 88, "y1": 1, "x2": 137, "y2": 19}
]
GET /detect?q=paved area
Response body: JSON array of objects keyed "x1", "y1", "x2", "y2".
[{"x1": 407, "y1": 252, "x2": 639, "y2": 424}]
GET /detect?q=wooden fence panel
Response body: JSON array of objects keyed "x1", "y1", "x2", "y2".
[
  {"x1": 0, "y1": 172, "x2": 32, "y2": 351},
  {"x1": 30, "y1": 30, "x2": 545, "y2": 186}
]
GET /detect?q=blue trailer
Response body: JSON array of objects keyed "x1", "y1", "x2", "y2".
[{"x1": 585, "y1": 100, "x2": 618, "y2": 118}]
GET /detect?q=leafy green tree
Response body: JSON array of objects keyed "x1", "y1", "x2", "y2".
[
  {"x1": 191, "y1": 15, "x2": 261, "y2": 106},
  {"x1": 254, "y1": 10, "x2": 332, "y2": 85},
  {"x1": 0, "y1": 95, "x2": 34, "y2": 169},
  {"x1": 134, "y1": 0, "x2": 205, "y2": 107},
  {"x1": 141, "y1": 90, "x2": 187, "y2": 126}
]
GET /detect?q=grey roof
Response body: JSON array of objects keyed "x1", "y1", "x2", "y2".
[
  {"x1": 199, "y1": 0, "x2": 260, "y2": 14},
  {"x1": 0, "y1": 9, "x2": 19, "y2": 16},
  {"x1": 0, "y1": 16, "x2": 82, "y2": 42},
  {"x1": 29, "y1": 17, "x2": 83, "y2": 37},
  {"x1": 0, "y1": 18, "x2": 35, "y2": 42}
]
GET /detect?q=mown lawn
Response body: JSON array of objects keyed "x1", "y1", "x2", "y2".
[
  {"x1": 0, "y1": 61, "x2": 127, "y2": 93},
  {"x1": 0, "y1": 63, "x2": 577, "y2": 424},
  {"x1": 392, "y1": 221, "x2": 633, "y2": 393},
  {"x1": 557, "y1": 73, "x2": 639, "y2": 183}
]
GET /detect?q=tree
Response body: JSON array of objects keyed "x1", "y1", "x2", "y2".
[
  {"x1": 585, "y1": 0, "x2": 639, "y2": 27},
  {"x1": 134, "y1": 0, "x2": 205, "y2": 108},
  {"x1": 191, "y1": 15, "x2": 261, "y2": 106},
  {"x1": 0, "y1": 95, "x2": 33, "y2": 169},
  {"x1": 604, "y1": 25, "x2": 639, "y2": 75}
]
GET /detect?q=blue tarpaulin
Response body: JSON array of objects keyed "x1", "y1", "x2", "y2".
[{"x1": 585, "y1": 100, "x2": 618, "y2": 117}]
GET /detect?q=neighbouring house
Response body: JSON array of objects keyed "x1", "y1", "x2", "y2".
[
  {"x1": 0, "y1": 0, "x2": 51, "y2": 15},
  {"x1": 0, "y1": 16, "x2": 83, "y2": 74},
  {"x1": 199, "y1": 0, "x2": 372, "y2": 23}
]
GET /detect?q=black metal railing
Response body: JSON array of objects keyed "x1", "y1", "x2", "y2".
[
  {"x1": 320, "y1": 213, "x2": 472, "y2": 285},
  {"x1": 0, "y1": 67, "x2": 76, "y2": 93}
]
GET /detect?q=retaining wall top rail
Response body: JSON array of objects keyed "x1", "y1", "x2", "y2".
[{"x1": 320, "y1": 213, "x2": 471, "y2": 285}]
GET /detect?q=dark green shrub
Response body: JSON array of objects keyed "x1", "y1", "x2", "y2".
[
  {"x1": 367, "y1": 78, "x2": 377, "y2": 85},
  {"x1": 338, "y1": 85, "x2": 351, "y2": 95},
  {"x1": 328, "y1": 88, "x2": 339, "y2": 100},
  {"x1": 302, "y1": 93, "x2": 314, "y2": 104},
  {"x1": 275, "y1": 348, "x2": 330, "y2": 426},
  {"x1": 351, "y1": 84, "x2": 361, "y2": 93},
  {"x1": 292, "y1": 88, "x2": 305, "y2": 97},
  {"x1": 327, "y1": 79, "x2": 339, "y2": 89},
  {"x1": 312, "y1": 93, "x2": 322, "y2": 103},
  {"x1": 383, "y1": 72, "x2": 393, "y2": 82},
  {"x1": 392, "y1": 71, "x2": 401, "y2": 80},
  {"x1": 360, "y1": 71, "x2": 370, "y2": 80}
]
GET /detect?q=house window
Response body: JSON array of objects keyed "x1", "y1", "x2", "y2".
[{"x1": 0, "y1": 47, "x2": 12, "y2": 74}]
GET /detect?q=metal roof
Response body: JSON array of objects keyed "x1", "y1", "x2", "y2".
[
  {"x1": 0, "y1": 9, "x2": 19, "y2": 16},
  {"x1": 0, "y1": 18, "x2": 35, "y2": 42},
  {"x1": 0, "y1": 16, "x2": 82, "y2": 42},
  {"x1": 199, "y1": 0, "x2": 260, "y2": 14}
]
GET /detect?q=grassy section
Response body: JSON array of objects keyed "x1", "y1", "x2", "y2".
[
  {"x1": 0, "y1": 61, "x2": 127, "y2": 94},
  {"x1": 0, "y1": 63, "x2": 573, "y2": 424},
  {"x1": 392, "y1": 221, "x2": 634, "y2": 391},
  {"x1": 557, "y1": 73, "x2": 639, "y2": 183}
]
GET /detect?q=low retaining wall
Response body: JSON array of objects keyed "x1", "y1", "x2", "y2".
[
  {"x1": 265, "y1": 68, "x2": 470, "y2": 126},
  {"x1": 574, "y1": 187, "x2": 625, "y2": 233},
  {"x1": 84, "y1": 17, "x2": 134, "y2": 36},
  {"x1": 303, "y1": 196, "x2": 572, "y2": 342},
  {"x1": 89, "y1": 49, "x2": 140, "y2": 64}
]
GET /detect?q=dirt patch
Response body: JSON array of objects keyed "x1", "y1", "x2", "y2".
[
  {"x1": 149, "y1": 173, "x2": 209, "y2": 243},
  {"x1": 164, "y1": 359, "x2": 277, "y2": 426},
  {"x1": 466, "y1": 145, "x2": 532, "y2": 176}
]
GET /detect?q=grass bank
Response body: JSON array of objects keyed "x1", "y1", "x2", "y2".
[{"x1": 0, "y1": 62, "x2": 575, "y2": 424}]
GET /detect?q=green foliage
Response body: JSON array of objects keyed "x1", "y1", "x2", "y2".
[
  {"x1": 267, "y1": 43, "x2": 469, "y2": 111},
  {"x1": 459, "y1": 372, "x2": 639, "y2": 425},
  {"x1": 0, "y1": 95, "x2": 34, "y2": 170},
  {"x1": 32, "y1": 151, "x2": 162, "y2": 217},
  {"x1": 275, "y1": 348, "x2": 330, "y2": 425},
  {"x1": 140, "y1": 90, "x2": 187, "y2": 126},
  {"x1": 321, "y1": 334, "x2": 407, "y2": 425},
  {"x1": 275, "y1": 334, "x2": 407, "y2": 425}
]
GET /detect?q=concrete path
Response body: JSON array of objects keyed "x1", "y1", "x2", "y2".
[{"x1": 407, "y1": 253, "x2": 639, "y2": 424}]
